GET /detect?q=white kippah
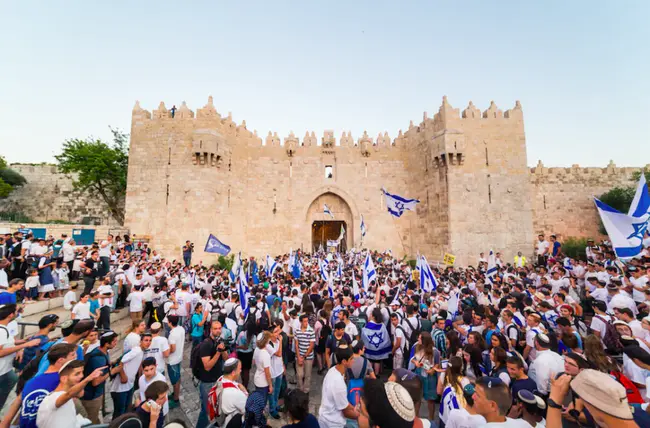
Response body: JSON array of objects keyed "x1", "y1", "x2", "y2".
[
  {"x1": 224, "y1": 358, "x2": 238, "y2": 367},
  {"x1": 384, "y1": 382, "x2": 415, "y2": 422}
]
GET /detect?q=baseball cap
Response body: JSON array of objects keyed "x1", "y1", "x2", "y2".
[
  {"x1": 571, "y1": 369, "x2": 633, "y2": 420},
  {"x1": 393, "y1": 368, "x2": 417, "y2": 382}
]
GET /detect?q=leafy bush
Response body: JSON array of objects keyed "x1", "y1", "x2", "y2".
[
  {"x1": 562, "y1": 237, "x2": 589, "y2": 261},
  {"x1": 0, "y1": 168, "x2": 27, "y2": 187},
  {"x1": 217, "y1": 254, "x2": 235, "y2": 271},
  {"x1": 406, "y1": 259, "x2": 417, "y2": 269}
]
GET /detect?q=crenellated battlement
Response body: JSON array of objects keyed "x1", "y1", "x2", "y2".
[{"x1": 530, "y1": 159, "x2": 648, "y2": 184}]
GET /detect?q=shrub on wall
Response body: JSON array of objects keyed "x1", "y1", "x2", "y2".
[
  {"x1": 0, "y1": 211, "x2": 34, "y2": 223},
  {"x1": 562, "y1": 237, "x2": 589, "y2": 261},
  {"x1": 217, "y1": 254, "x2": 235, "y2": 272}
]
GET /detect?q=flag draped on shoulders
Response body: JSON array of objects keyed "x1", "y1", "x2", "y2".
[{"x1": 362, "y1": 321, "x2": 392, "y2": 360}]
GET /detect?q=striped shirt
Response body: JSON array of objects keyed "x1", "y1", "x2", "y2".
[{"x1": 294, "y1": 325, "x2": 316, "y2": 360}]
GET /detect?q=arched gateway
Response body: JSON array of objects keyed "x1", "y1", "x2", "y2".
[{"x1": 305, "y1": 191, "x2": 355, "y2": 252}]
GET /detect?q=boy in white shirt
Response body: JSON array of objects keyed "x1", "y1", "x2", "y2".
[
  {"x1": 24, "y1": 268, "x2": 40, "y2": 302},
  {"x1": 71, "y1": 293, "x2": 92, "y2": 320},
  {"x1": 63, "y1": 287, "x2": 78, "y2": 310},
  {"x1": 137, "y1": 357, "x2": 169, "y2": 417},
  {"x1": 127, "y1": 286, "x2": 144, "y2": 323}
]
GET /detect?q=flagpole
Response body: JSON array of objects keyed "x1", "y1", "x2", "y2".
[{"x1": 391, "y1": 214, "x2": 409, "y2": 257}]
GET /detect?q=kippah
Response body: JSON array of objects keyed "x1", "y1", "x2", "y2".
[
  {"x1": 518, "y1": 389, "x2": 536, "y2": 404},
  {"x1": 384, "y1": 382, "x2": 415, "y2": 422},
  {"x1": 58, "y1": 359, "x2": 75, "y2": 373},
  {"x1": 101, "y1": 331, "x2": 116, "y2": 338},
  {"x1": 224, "y1": 358, "x2": 239, "y2": 368},
  {"x1": 535, "y1": 395, "x2": 546, "y2": 409},
  {"x1": 536, "y1": 333, "x2": 550, "y2": 344},
  {"x1": 150, "y1": 322, "x2": 162, "y2": 330}
]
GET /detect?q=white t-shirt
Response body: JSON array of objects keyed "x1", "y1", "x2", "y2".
[
  {"x1": 123, "y1": 332, "x2": 141, "y2": 354},
  {"x1": 536, "y1": 240, "x2": 550, "y2": 256},
  {"x1": 253, "y1": 347, "x2": 271, "y2": 388},
  {"x1": 590, "y1": 314, "x2": 610, "y2": 342},
  {"x1": 138, "y1": 372, "x2": 169, "y2": 416},
  {"x1": 344, "y1": 322, "x2": 358, "y2": 339},
  {"x1": 127, "y1": 291, "x2": 144, "y2": 312},
  {"x1": 99, "y1": 241, "x2": 112, "y2": 258},
  {"x1": 175, "y1": 290, "x2": 191, "y2": 316},
  {"x1": 72, "y1": 302, "x2": 91, "y2": 320},
  {"x1": 167, "y1": 326, "x2": 185, "y2": 365},
  {"x1": 446, "y1": 408, "x2": 487, "y2": 428},
  {"x1": 318, "y1": 367, "x2": 349, "y2": 428},
  {"x1": 110, "y1": 347, "x2": 144, "y2": 393},
  {"x1": 480, "y1": 418, "x2": 533, "y2": 427},
  {"x1": 36, "y1": 391, "x2": 81, "y2": 428},
  {"x1": 392, "y1": 325, "x2": 406, "y2": 355},
  {"x1": 97, "y1": 284, "x2": 113, "y2": 308},
  {"x1": 144, "y1": 336, "x2": 170, "y2": 373},
  {"x1": 62, "y1": 243, "x2": 75, "y2": 262},
  {"x1": 63, "y1": 291, "x2": 77, "y2": 310},
  {"x1": 265, "y1": 340, "x2": 284, "y2": 379},
  {"x1": 0, "y1": 326, "x2": 16, "y2": 375}
]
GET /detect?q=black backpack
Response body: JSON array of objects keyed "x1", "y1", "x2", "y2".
[
  {"x1": 506, "y1": 324, "x2": 527, "y2": 353},
  {"x1": 404, "y1": 318, "x2": 421, "y2": 356},
  {"x1": 594, "y1": 315, "x2": 623, "y2": 354},
  {"x1": 228, "y1": 305, "x2": 239, "y2": 322},
  {"x1": 191, "y1": 337, "x2": 215, "y2": 380},
  {"x1": 257, "y1": 302, "x2": 270, "y2": 332}
]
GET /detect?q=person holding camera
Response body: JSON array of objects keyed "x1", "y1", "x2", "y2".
[
  {"x1": 182, "y1": 240, "x2": 194, "y2": 267},
  {"x1": 197, "y1": 320, "x2": 229, "y2": 428}
]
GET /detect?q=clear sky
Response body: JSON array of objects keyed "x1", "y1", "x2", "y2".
[{"x1": 1, "y1": 1, "x2": 648, "y2": 166}]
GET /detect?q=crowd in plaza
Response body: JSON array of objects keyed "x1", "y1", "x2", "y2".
[{"x1": 0, "y1": 229, "x2": 650, "y2": 428}]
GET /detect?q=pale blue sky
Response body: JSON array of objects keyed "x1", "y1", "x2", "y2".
[{"x1": 1, "y1": 1, "x2": 648, "y2": 166}]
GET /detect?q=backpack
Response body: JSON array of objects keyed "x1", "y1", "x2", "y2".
[
  {"x1": 611, "y1": 370, "x2": 645, "y2": 404},
  {"x1": 257, "y1": 302, "x2": 270, "y2": 332},
  {"x1": 404, "y1": 318, "x2": 421, "y2": 356},
  {"x1": 20, "y1": 334, "x2": 49, "y2": 368},
  {"x1": 347, "y1": 357, "x2": 368, "y2": 406},
  {"x1": 420, "y1": 318, "x2": 433, "y2": 334},
  {"x1": 506, "y1": 324, "x2": 527, "y2": 353},
  {"x1": 573, "y1": 317, "x2": 590, "y2": 338},
  {"x1": 191, "y1": 337, "x2": 216, "y2": 380},
  {"x1": 594, "y1": 315, "x2": 623, "y2": 354},
  {"x1": 349, "y1": 315, "x2": 367, "y2": 334},
  {"x1": 393, "y1": 326, "x2": 409, "y2": 356},
  {"x1": 16, "y1": 339, "x2": 55, "y2": 394},
  {"x1": 228, "y1": 305, "x2": 239, "y2": 322},
  {"x1": 208, "y1": 378, "x2": 240, "y2": 424}
]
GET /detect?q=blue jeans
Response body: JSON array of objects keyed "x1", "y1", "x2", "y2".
[
  {"x1": 184, "y1": 256, "x2": 191, "y2": 267},
  {"x1": 268, "y1": 375, "x2": 283, "y2": 415},
  {"x1": 197, "y1": 380, "x2": 216, "y2": 428},
  {"x1": 111, "y1": 389, "x2": 134, "y2": 419}
]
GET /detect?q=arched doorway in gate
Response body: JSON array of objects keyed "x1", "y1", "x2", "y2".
[{"x1": 306, "y1": 192, "x2": 353, "y2": 252}]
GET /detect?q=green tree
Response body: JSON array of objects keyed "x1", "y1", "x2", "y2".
[
  {"x1": 55, "y1": 128, "x2": 129, "y2": 224},
  {"x1": 0, "y1": 156, "x2": 27, "y2": 198}
]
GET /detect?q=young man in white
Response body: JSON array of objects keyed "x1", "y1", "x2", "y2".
[
  {"x1": 126, "y1": 285, "x2": 144, "y2": 323},
  {"x1": 96, "y1": 278, "x2": 114, "y2": 330},
  {"x1": 166, "y1": 315, "x2": 185, "y2": 408},
  {"x1": 318, "y1": 345, "x2": 359, "y2": 428},
  {"x1": 213, "y1": 358, "x2": 248, "y2": 427},
  {"x1": 35, "y1": 360, "x2": 106, "y2": 428},
  {"x1": 137, "y1": 356, "x2": 169, "y2": 418},
  {"x1": 144, "y1": 322, "x2": 170, "y2": 375},
  {"x1": 390, "y1": 313, "x2": 407, "y2": 369},
  {"x1": 110, "y1": 333, "x2": 149, "y2": 419},
  {"x1": 71, "y1": 293, "x2": 92, "y2": 320}
]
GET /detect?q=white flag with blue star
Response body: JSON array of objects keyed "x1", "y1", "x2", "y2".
[
  {"x1": 266, "y1": 254, "x2": 279, "y2": 278},
  {"x1": 419, "y1": 255, "x2": 438, "y2": 292},
  {"x1": 352, "y1": 274, "x2": 361, "y2": 300},
  {"x1": 360, "y1": 214, "x2": 367, "y2": 237},
  {"x1": 320, "y1": 259, "x2": 330, "y2": 281},
  {"x1": 238, "y1": 265, "x2": 250, "y2": 316},
  {"x1": 362, "y1": 252, "x2": 377, "y2": 290},
  {"x1": 229, "y1": 252, "x2": 242, "y2": 283},
  {"x1": 629, "y1": 173, "x2": 650, "y2": 220},
  {"x1": 382, "y1": 188, "x2": 420, "y2": 218},
  {"x1": 324, "y1": 204, "x2": 334, "y2": 219},
  {"x1": 595, "y1": 198, "x2": 648, "y2": 259},
  {"x1": 362, "y1": 321, "x2": 392, "y2": 360},
  {"x1": 486, "y1": 250, "x2": 498, "y2": 283}
]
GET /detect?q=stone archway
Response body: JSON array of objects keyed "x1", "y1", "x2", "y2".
[{"x1": 306, "y1": 192, "x2": 354, "y2": 252}]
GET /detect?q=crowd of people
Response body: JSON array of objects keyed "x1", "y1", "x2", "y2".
[{"x1": 0, "y1": 229, "x2": 649, "y2": 428}]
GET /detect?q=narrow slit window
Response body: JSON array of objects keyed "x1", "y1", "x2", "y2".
[
  {"x1": 168, "y1": 148, "x2": 171, "y2": 165},
  {"x1": 325, "y1": 165, "x2": 333, "y2": 179},
  {"x1": 166, "y1": 184, "x2": 170, "y2": 206},
  {"x1": 488, "y1": 184, "x2": 492, "y2": 204},
  {"x1": 485, "y1": 147, "x2": 489, "y2": 166}
]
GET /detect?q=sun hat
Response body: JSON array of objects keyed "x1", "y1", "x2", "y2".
[{"x1": 571, "y1": 369, "x2": 633, "y2": 420}]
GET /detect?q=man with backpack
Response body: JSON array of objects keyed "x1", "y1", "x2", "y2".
[
  {"x1": 194, "y1": 320, "x2": 229, "y2": 428},
  {"x1": 390, "y1": 313, "x2": 408, "y2": 369},
  {"x1": 17, "y1": 343, "x2": 78, "y2": 428},
  {"x1": 81, "y1": 331, "x2": 120, "y2": 424},
  {"x1": 325, "y1": 322, "x2": 351, "y2": 368},
  {"x1": 17, "y1": 314, "x2": 58, "y2": 371},
  {"x1": 591, "y1": 299, "x2": 623, "y2": 354}
]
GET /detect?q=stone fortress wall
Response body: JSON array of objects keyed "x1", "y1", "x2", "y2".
[
  {"x1": 1, "y1": 164, "x2": 121, "y2": 225},
  {"x1": 124, "y1": 95, "x2": 647, "y2": 266}
]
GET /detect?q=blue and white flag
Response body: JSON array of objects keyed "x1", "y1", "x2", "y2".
[
  {"x1": 324, "y1": 204, "x2": 334, "y2": 219},
  {"x1": 362, "y1": 252, "x2": 377, "y2": 290},
  {"x1": 352, "y1": 274, "x2": 361, "y2": 300},
  {"x1": 291, "y1": 253, "x2": 302, "y2": 279},
  {"x1": 204, "y1": 234, "x2": 231, "y2": 255},
  {"x1": 360, "y1": 215, "x2": 367, "y2": 237},
  {"x1": 238, "y1": 265, "x2": 250, "y2": 317},
  {"x1": 336, "y1": 254, "x2": 344, "y2": 279},
  {"x1": 251, "y1": 259, "x2": 260, "y2": 284},
  {"x1": 362, "y1": 321, "x2": 392, "y2": 360},
  {"x1": 419, "y1": 255, "x2": 438, "y2": 292},
  {"x1": 628, "y1": 173, "x2": 650, "y2": 220},
  {"x1": 595, "y1": 198, "x2": 648, "y2": 259},
  {"x1": 229, "y1": 252, "x2": 242, "y2": 283},
  {"x1": 486, "y1": 250, "x2": 498, "y2": 284},
  {"x1": 447, "y1": 292, "x2": 459, "y2": 320},
  {"x1": 382, "y1": 188, "x2": 420, "y2": 218},
  {"x1": 563, "y1": 257, "x2": 573, "y2": 271},
  {"x1": 337, "y1": 225, "x2": 345, "y2": 242},
  {"x1": 266, "y1": 254, "x2": 279, "y2": 278},
  {"x1": 320, "y1": 259, "x2": 330, "y2": 281}
]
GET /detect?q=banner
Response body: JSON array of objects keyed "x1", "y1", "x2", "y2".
[{"x1": 443, "y1": 253, "x2": 456, "y2": 265}]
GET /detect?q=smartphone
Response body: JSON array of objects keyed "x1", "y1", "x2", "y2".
[
  {"x1": 148, "y1": 400, "x2": 160, "y2": 411},
  {"x1": 441, "y1": 359, "x2": 449, "y2": 370}
]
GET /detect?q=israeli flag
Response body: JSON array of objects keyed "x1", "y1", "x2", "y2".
[
  {"x1": 362, "y1": 252, "x2": 377, "y2": 290},
  {"x1": 595, "y1": 198, "x2": 648, "y2": 259},
  {"x1": 238, "y1": 265, "x2": 250, "y2": 316},
  {"x1": 447, "y1": 292, "x2": 459, "y2": 320},
  {"x1": 563, "y1": 257, "x2": 574, "y2": 271},
  {"x1": 292, "y1": 253, "x2": 302, "y2": 279},
  {"x1": 629, "y1": 173, "x2": 650, "y2": 220},
  {"x1": 320, "y1": 259, "x2": 330, "y2": 281},
  {"x1": 419, "y1": 255, "x2": 438, "y2": 292},
  {"x1": 324, "y1": 204, "x2": 334, "y2": 219},
  {"x1": 204, "y1": 234, "x2": 231, "y2": 255},
  {"x1": 266, "y1": 255, "x2": 279, "y2": 278},
  {"x1": 229, "y1": 252, "x2": 242, "y2": 283},
  {"x1": 288, "y1": 249, "x2": 295, "y2": 271},
  {"x1": 486, "y1": 250, "x2": 498, "y2": 284},
  {"x1": 382, "y1": 188, "x2": 420, "y2": 218},
  {"x1": 337, "y1": 225, "x2": 345, "y2": 242},
  {"x1": 328, "y1": 276, "x2": 334, "y2": 298},
  {"x1": 360, "y1": 215, "x2": 367, "y2": 237},
  {"x1": 352, "y1": 274, "x2": 361, "y2": 300},
  {"x1": 362, "y1": 321, "x2": 392, "y2": 360},
  {"x1": 251, "y1": 260, "x2": 260, "y2": 284}
]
